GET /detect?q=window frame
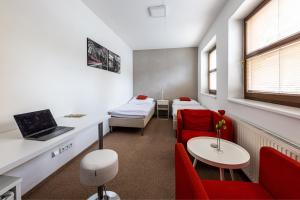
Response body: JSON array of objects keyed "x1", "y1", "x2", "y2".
[
  {"x1": 244, "y1": 0, "x2": 300, "y2": 108},
  {"x1": 208, "y1": 45, "x2": 217, "y2": 95}
]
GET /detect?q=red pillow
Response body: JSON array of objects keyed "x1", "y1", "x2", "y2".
[
  {"x1": 182, "y1": 110, "x2": 212, "y2": 131},
  {"x1": 136, "y1": 95, "x2": 148, "y2": 100},
  {"x1": 179, "y1": 96, "x2": 191, "y2": 101}
]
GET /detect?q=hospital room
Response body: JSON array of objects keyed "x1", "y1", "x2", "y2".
[{"x1": 0, "y1": 0, "x2": 300, "y2": 199}]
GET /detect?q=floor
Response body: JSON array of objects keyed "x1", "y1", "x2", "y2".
[{"x1": 23, "y1": 118, "x2": 249, "y2": 200}]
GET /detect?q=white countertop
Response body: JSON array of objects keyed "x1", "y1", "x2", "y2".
[{"x1": 0, "y1": 115, "x2": 103, "y2": 175}]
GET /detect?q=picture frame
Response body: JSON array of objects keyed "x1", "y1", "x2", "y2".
[
  {"x1": 108, "y1": 51, "x2": 121, "y2": 73},
  {"x1": 87, "y1": 38, "x2": 108, "y2": 70}
]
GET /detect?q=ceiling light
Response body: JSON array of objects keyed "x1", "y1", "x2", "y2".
[{"x1": 148, "y1": 5, "x2": 167, "y2": 18}]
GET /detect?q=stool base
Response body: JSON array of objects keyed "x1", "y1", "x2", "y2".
[{"x1": 87, "y1": 191, "x2": 120, "y2": 200}]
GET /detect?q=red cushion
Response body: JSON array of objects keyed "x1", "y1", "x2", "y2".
[
  {"x1": 136, "y1": 95, "x2": 148, "y2": 100},
  {"x1": 203, "y1": 180, "x2": 273, "y2": 199},
  {"x1": 182, "y1": 130, "x2": 216, "y2": 145},
  {"x1": 182, "y1": 110, "x2": 212, "y2": 131},
  {"x1": 179, "y1": 96, "x2": 191, "y2": 101},
  {"x1": 259, "y1": 147, "x2": 300, "y2": 199}
]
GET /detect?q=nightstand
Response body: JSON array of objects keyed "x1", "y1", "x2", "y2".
[{"x1": 157, "y1": 100, "x2": 169, "y2": 119}]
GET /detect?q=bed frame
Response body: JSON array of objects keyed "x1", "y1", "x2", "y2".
[{"x1": 109, "y1": 106, "x2": 155, "y2": 136}]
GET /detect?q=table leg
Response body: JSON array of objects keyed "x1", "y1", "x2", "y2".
[
  {"x1": 193, "y1": 159, "x2": 197, "y2": 168},
  {"x1": 219, "y1": 168, "x2": 225, "y2": 181},
  {"x1": 230, "y1": 169, "x2": 234, "y2": 180},
  {"x1": 98, "y1": 122, "x2": 103, "y2": 150}
]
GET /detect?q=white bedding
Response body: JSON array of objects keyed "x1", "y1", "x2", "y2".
[
  {"x1": 172, "y1": 99, "x2": 205, "y2": 117},
  {"x1": 108, "y1": 97, "x2": 155, "y2": 118},
  {"x1": 172, "y1": 98, "x2": 200, "y2": 106}
]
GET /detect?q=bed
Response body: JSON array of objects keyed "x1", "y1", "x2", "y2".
[
  {"x1": 108, "y1": 96, "x2": 155, "y2": 135},
  {"x1": 172, "y1": 98, "x2": 205, "y2": 130}
]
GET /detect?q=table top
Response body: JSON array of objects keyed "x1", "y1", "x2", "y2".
[
  {"x1": 0, "y1": 115, "x2": 103, "y2": 175},
  {"x1": 187, "y1": 137, "x2": 250, "y2": 169}
]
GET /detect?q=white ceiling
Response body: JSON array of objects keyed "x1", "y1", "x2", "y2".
[{"x1": 82, "y1": 0, "x2": 227, "y2": 50}]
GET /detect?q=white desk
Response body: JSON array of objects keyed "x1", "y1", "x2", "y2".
[
  {"x1": 0, "y1": 115, "x2": 103, "y2": 194},
  {"x1": 187, "y1": 137, "x2": 250, "y2": 181},
  {"x1": 0, "y1": 175, "x2": 22, "y2": 200}
]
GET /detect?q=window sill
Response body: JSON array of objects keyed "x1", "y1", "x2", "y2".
[
  {"x1": 228, "y1": 98, "x2": 300, "y2": 120},
  {"x1": 200, "y1": 92, "x2": 217, "y2": 99}
]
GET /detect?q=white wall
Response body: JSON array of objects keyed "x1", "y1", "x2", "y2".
[
  {"x1": 133, "y1": 48, "x2": 198, "y2": 101},
  {"x1": 0, "y1": 0, "x2": 133, "y2": 133},
  {"x1": 198, "y1": 0, "x2": 300, "y2": 146}
]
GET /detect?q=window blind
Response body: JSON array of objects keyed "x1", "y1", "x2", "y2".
[
  {"x1": 245, "y1": 0, "x2": 300, "y2": 106},
  {"x1": 247, "y1": 40, "x2": 300, "y2": 94},
  {"x1": 209, "y1": 48, "x2": 217, "y2": 92},
  {"x1": 246, "y1": 0, "x2": 300, "y2": 54}
]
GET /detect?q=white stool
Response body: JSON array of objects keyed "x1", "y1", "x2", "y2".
[{"x1": 80, "y1": 149, "x2": 120, "y2": 200}]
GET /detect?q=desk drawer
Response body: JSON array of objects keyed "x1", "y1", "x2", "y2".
[{"x1": 157, "y1": 100, "x2": 169, "y2": 105}]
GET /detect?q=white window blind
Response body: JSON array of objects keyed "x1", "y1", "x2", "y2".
[
  {"x1": 245, "y1": 0, "x2": 300, "y2": 97},
  {"x1": 209, "y1": 49, "x2": 216, "y2": 71},
  {"x1": 246, "y1": 0, "x2": 278, "y2": 54},
  {"x1": 209, "y1": 71, "x2": 217, "y2": 91},
  {"x1": 246, "y1": 0, "x2": 300, "y2": 54},
  {"x1": 247, "y1": 40, "x2": 300, "y2": 94},
  {"x1": 208, "y1": 48, "x2": 217, "y2": 92}
]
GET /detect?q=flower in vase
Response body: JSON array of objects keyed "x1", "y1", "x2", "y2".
[
  {"x1": 216, "y1": 110, "x2": 227, "y2": 131},
  {"x1": 218, "y1": 110, "x2": 225, "y2": 116}
]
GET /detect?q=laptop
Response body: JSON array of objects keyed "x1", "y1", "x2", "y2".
[{"x1": 14, "y1": 109, "x2": 74, "y2": 141}]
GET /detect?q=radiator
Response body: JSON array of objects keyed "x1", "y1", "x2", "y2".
[{"x1": 234, "y1": 118, "x2": 300, "y2": 182}]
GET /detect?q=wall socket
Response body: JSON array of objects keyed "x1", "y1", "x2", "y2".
[
  {"x1": 59, "y1": 143, "x2": 73, "y2": 154},
  {"x1": 52, "y1": 143, "x2": 73, "y2": 158}
]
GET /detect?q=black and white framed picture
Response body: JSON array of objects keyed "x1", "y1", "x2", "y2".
[
  {"x1": 108, "y1": 51, "x2": 121, "y2": 73},
  {"x1": 87, "y1": 38, "x2": 108, "y2": 70}
]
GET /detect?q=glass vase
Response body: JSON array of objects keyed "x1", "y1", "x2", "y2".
[
  {"x1": 210, "y1": 129, "x2": 221, "y2": 151},
  {"x1": 217, "y1": 129, "x2": 221, "y2": 151}
]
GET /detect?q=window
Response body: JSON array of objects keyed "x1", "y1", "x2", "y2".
[
  {"x1": 208, "y1": 46, "x2": 217, "y2": 95},
  {"x1": 244, "y1": 0, "x2": 300, "y2": 107}
]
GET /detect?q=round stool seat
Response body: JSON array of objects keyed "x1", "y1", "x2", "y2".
[{"x1": 80, "y1": 149, "x2": 118, "y2": 187}]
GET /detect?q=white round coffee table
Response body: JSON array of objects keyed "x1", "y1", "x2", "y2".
[{"x1": 187, "y1": 136, "x2": 250, "y2": 181}]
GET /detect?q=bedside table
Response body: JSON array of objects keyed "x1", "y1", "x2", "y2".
[{"x1": 157, "y1": 100, "x2": 169, "y2": 119}]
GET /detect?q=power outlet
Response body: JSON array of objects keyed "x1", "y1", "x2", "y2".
[
  {"x1": 52, "y1": 143, "x2": 73, "y2": 158},
  {"x1": 59, "y1": 143, "x2": 73, "y2": 154}
]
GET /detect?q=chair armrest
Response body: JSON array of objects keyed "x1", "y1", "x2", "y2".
[
  {"x1": 259, "y1": 147, "x2": 300, "y2": 199},
  {"x1": 177, "y1": 110, "x2": 183, "y2": 143},
  {"x1": 175, "y1": 143, "x2": 209, "y2": 200}
]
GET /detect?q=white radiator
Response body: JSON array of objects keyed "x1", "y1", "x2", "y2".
[{"x1": 234, "y1": 118, "x2": 300, "y2": 182}]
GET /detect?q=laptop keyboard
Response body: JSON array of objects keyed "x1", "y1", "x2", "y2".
[{"x1": 30, "y1": 127, "x2": 65, "y2": 138}]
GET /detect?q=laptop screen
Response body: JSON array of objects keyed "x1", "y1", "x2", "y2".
[{"x1": 14, "y1": 109, "x2": 57, "y2": 137}]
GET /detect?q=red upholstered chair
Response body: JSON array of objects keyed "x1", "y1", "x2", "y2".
[
  {"x1": 177, "y1": 109, "x2": 234, "y2": 146},
  {"x1": 175, "y1": 143, "x2": 209, "y2": 200},
  {"x1": 175, "y1": 143, "x2": 300, "y2": 199}
]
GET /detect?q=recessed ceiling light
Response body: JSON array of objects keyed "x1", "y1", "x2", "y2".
[{"x1": 148, "y1": 5, "x2": 167, "y2": 18}]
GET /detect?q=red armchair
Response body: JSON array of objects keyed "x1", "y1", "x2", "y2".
[
  {"x1": 177, "y1": 109, "x2": 234, "y2": 146},
  {"x1": 175, "y1": 143, "x2": 300, "y2": 199}
]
